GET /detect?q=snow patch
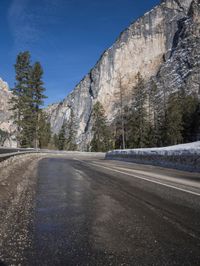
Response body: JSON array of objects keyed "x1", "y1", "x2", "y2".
[{"x1": 107, "y1": 142, "x2": 200, "y2": 156}]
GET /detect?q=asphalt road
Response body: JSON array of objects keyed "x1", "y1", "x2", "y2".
[{"x1": 18, "y1": 154, "x2": 200, "y2": 266}]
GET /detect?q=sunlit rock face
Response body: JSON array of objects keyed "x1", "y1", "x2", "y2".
[
  {"x1": 0, "y1": 78, "x2": 9, "y2": 92},
  {"x1": 0, "y1": 78, "x2": 16, "y2": 147},
  {"x1": 47, "y1": 0, "x2": 199, "y2": 150},
  {"x1": 156, "y1": 0, "x2": 200, "y2": 92}
]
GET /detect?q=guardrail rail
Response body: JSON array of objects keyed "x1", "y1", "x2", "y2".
[{"x1": 0, "y1": 148, "x2": 38, "y2": 162}]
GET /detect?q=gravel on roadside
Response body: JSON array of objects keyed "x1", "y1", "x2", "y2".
[{"x1": 0, "y1": 154, "x2": 45, "y2": 266}]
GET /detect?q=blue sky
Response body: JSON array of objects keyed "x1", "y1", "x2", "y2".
[{"x1": 0, "y1": 0, "x2": 159, "y2": 105}]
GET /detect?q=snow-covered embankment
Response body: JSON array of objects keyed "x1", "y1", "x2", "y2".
[{"x1": 106, "y1": 142, "x2": 200, "y2": 172}]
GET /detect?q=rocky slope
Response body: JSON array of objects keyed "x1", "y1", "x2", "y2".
[
  {"x1": 0, "y1": 78, "x2": 16, "y2": 147},
  {"x1": 155, "y1": 0, "x2": 200, "y2": 100},
  {"x1": 47, "y1": 0, "x2": 200, "y2": 150}
]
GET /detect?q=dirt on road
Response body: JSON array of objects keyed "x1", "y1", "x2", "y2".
[{"x1": 0, "y1": 154, "x2": 44, "y2": 265}]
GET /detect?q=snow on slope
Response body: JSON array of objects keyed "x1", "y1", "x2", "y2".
[{"x1": 108, "y1": 142, "x2": 200, "y2": 156}]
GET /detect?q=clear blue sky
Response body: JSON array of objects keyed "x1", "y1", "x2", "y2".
[{"x1": 0, "y1": 0, "x2": 160, "y2": 106}]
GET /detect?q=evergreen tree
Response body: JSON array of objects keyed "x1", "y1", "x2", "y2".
[
  {"x1": 191, "y1": 101, "x2": 200, "y2": 141},
  {"x1": 114, "y1": 74, "x2": 126, "y2": 149},
  {"x1": 114, "y1": 116, "x2": 123, "y2": 149},
  {"x1": 165, "y1": 93, "x2": 183, "y2": 145},
  {"x1": 58, "y1": 123, "x2": 67, "y2": 150},
  {"x1": 181, "y1": 92, "x2": 200, "y2": 142},
  {"x1": 114, "y1": 105, "x2": 129, "y2": 149},
  {"x1": 65, "y1": 109, "x2": 77, "y2": 151},
  {"x1": 125, "y1": 106, "x2": 138, "y2": 148},
  {"x1": 9, "y1": 51, "x2": 31, "y2": 147},
  {"x1": 0, "y1": 129, "x2": 8, "y2": 146},
  {"x1": 148, "y1": 80, "x2": 160, "y2": 146},
  {"x1": 10, "y1": 52, "x2": 47, "y2": 148},
  {"x1": 38, "y1": 112, "x2": 52, "y2": 149},
  {"x1": 53, "y1": 134, "x2": 59, "y2": 149},
  {"x1": 165, "y1": 91, "x2": 200, "y2": 145},
  {"x1": 31, "y1": 62, "x2": 47, "y2": 148},
  {"x1": 128, "y1": 73, "x2": 149, "y2": 148},
  {"x1": 91, "y1": 102, "x2": 113, "y2": 152}
]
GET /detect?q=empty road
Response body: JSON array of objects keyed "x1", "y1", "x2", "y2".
[{"x1": 1, "y1": 153, "x2": 200, "y2": 265}]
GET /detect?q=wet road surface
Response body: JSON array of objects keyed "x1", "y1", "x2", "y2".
[{"x1": 26, "y1": 155, "x2": 200, "y2": 265}]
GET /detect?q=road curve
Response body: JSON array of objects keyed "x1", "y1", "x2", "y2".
[{"x1": 2, "y1": 154, "x2": 200, "y2": 265}]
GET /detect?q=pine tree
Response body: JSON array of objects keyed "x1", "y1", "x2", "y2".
[
  {"x1": 125, "y1": 106, "x2": 138, "y2": 148},
  {"x1": 0, "y1": 129, "x2": 8, "y2": 146},
  {"x1": 129, "y1": 73, "x2": 149, "y2": 148},
  {"x1": 191, "y1": 101, "x2": 200, "y2": 141},
  {"x1": 91, "y1": 102, "x2": 113, "y2": 152},
  {"x1": 10, "y1": 52, "x2": 47, "y2": 148},
  {"x1": 38, "y1": 112, "x2": 52, "y2": 149},
  {"x1": 65, "y1": 109, "x2": 77, "y2": 151},
  {"x1": 180, "y1": 92, "x2": 200, "y2": 142},
  {"x1": 9, "y1": 51, "x2": 31, "y2": 147},
  {"x1": 53, "y1": 134, "x2": 59, "y2": 149},
  {"x1": 31, "y1": 62, "x2": 47, "y2": 148},
  {"x1": 148, "y1": 80, "x2": 158, "y2": 146},
  {"x1": 58, "y1": 123, "x2": 66, "y2": 150},
  {"x1": 114, "y1": 105, "x2": 129, "y2": 149},
  {"x1": 148, "y1": 80, "x2": 168, "y2": 147},
  {"x1": 165, "y1": 93, "x2": 183, "y2": 145}
]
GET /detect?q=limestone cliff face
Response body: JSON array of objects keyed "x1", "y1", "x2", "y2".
[
  {"x1": 155, "y1": 0, "x2": 200, "y2": 95},
  {"x1": 47, "y1": 0, "x2": 198, "y2": 150},
  {"x1": 0, "y1": 78, "x2": 16, "y2": 147}
]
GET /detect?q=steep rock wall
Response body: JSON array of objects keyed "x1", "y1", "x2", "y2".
[
  {"x1": 155, "y1": 0, "x2": 200, "y2": 96},
  {"x1": 0, "y1": 78, "x2": 16, "y2": 147},
  {"x1": 47, "y1": 0, "x2": 195, "y2": 150}
]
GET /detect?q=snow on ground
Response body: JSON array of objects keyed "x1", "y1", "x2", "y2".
[{"x1": 108, "y1": 142, "x2": 200, "y2": 156}]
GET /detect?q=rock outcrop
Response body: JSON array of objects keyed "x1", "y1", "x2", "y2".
[
  {"x1": 45, "y1": 0, "x2": 199, "y2": 150},
  {"x1": 155, "y1": 0, "x2": 200, "y2": 97},
  {"x1": 0, "y1": 78, "x2": 16, "y2": 147}
]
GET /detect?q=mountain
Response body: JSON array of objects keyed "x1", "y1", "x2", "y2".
[
  {"x1": 1, "y1": 0, "x2": 199, "y2": 149},
  {"x1": 47, "y1": 0, "x2": 200, "y2": 150},
  {"x1": 0, "y1": 78, "x2": 16, "y2": 147}
]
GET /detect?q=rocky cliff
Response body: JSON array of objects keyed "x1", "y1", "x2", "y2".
[
  {"x1": 155, "y1": 0, "x2": 200, "y2": 98},
  {"x1": 47, "y1": 0, "x2": 199, "y2": 150},
  {"x1": 0, "y1": 78, "x2": 16, "y2": 147}
]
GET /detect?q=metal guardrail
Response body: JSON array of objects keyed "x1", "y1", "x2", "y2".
[
  {"x1": 0, "y1": 147, "x2": 35, "y2": 154},
  {"x1": 0, "y1": 147, "x2": 105, "y2": 162},
  {"x1": 0, "y1": 150, "x2": 38, "y2": 162}
]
